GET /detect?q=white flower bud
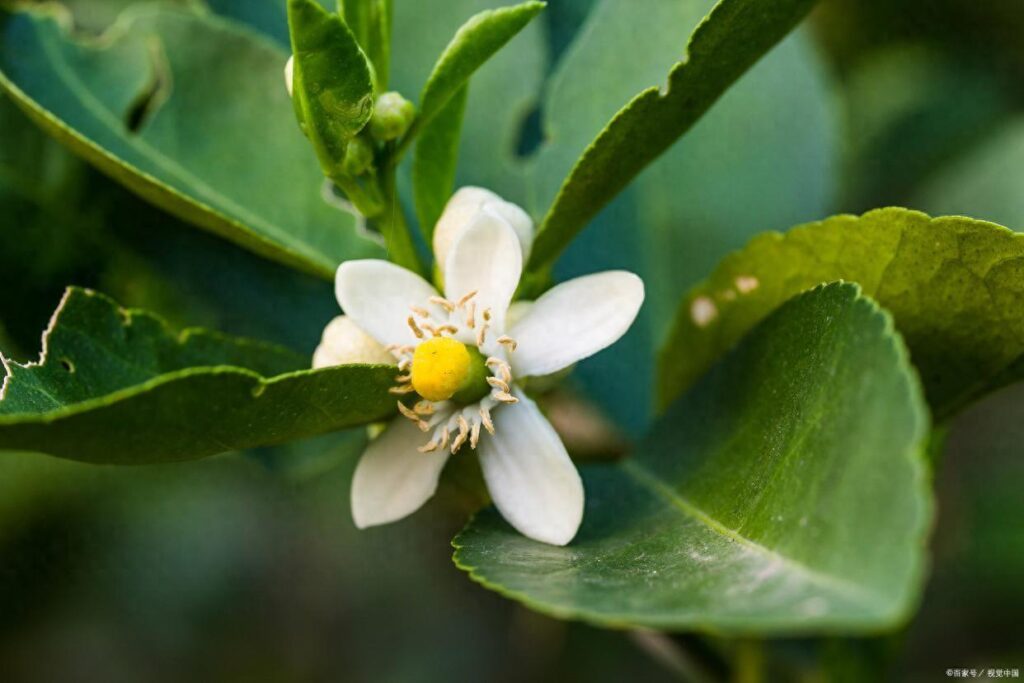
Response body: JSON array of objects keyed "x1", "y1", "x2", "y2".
[
  {"x1": 284, "y1": 55, "x2": 295, "y2": 97},
  {"x1": 433, "y1": 186, "x2": 534, "y2": 267},
  {"x1": 312, "y1": 316, "x2": 394, "y2": 368}
]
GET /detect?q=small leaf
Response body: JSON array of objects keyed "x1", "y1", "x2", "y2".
[
  {"x1": 339, "y1": 0, "x2": 393, "y2": 90},
  {"x1": 657, "y1": 208, "x2": 1024, "y2": 418},
  {"x1": 0, "y1": 288, "x2": 396, "y2": 464},
  {"x1": 412, "y1": 86, "x2": 467, "y2": 239},
  {"x1": 527, "y1": 0, "x2": 819, "y2": 271},
  {"x1": 455, "y1": 283, "x2": 931, "y2": 634},
  {"x1": 406, "y1": 1, "x2": 544, "y2": 147},
  {"x1": 288, "y1": 0, "x2": 375, "y2": 177},
  {"x1": 0, "y1": 5, "x2": 383, "y2": 278}
]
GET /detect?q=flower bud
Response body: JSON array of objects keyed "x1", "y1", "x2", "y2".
[
  {"x1": 368, "y1": 92, "x2": 415, "y2": 142},
  {"x1": 433, "y1": 187, "x2": 534, "y2": 268},
  {"x1": 342, "y1": 136, "x2": 375, "y2": 177},
  {"x1": 312, "y1": 316, "x2": 394, "y2": 368}
]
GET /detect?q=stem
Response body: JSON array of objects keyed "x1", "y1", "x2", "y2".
[
  {"x1": 732, "y1": 639, "x2": 764, "y2": 683},
  {"x1": 374, "y1": 158, "x2": 424, "y2": 275},
  {"x1": 331, "y1": 174, "x2": 383, "y2": 218}
]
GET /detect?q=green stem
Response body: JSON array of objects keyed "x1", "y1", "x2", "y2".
[
  {"x1": 332, "y1": 174, "x2": 383, "y2": 218},
  {"x1": 374, "y1": 160, "x2": 424, "y2": 275}
]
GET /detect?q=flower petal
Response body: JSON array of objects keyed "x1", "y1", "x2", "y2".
[
  {"x1": 335, "y1": 260, "x2": 439, "y2": 347},
  {"x1": 508, "y1": 271, "x2": 644, "y2": 377},
  {"x1": 444, "y1": 207, "x2": 523, "y2": 334},
  {"x1": 433, "y1": 186, "x2": 534, "y2": 266},
  {"x1": 477, "y1": 390, "x2": 584, "y2": 546},
  {"x1": 312, "y1": 316, "x2": 395, "y2": 368},
  {"x1": 351, "y1": 417, "x2": 451, "y2": 528}
]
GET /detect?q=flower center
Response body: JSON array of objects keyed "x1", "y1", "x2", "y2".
[{"x1": 410, "y1": 337, "x2": 490, "y2": 403}]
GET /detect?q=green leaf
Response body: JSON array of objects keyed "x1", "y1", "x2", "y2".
[
  {"x1": 526, "y1": 0, "x2": 820, "y2": 271},
  {"x1": 657, "y1": 208, "x2": 1024, "y2": 418},
  {"x1": 455, "y1": 283, "x2": 931, "y2": 634},
  {"x1": 402, "y1": 1, "x2": 545, "y2": 151},
  {"x1": 0, "y1": 288, "x2": 396, "y2": 464},
  {"x1": 412, "y1": 86, "x2": 467, "y2": 239},
  {"x1": 0, "y1": 4, "x2": 384, "y2": 278},
  {"x1": 537, "y1": 2, "x2": 838, "y2": 435},
  {"x1": 339, "y1": 0, "x2": 393, "y2": 90},
  {"x1": 288, "y1": 0, "x2": 375, "y2": 177}
]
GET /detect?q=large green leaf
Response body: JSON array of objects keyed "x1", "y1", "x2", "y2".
[
  {"x1": 526, "y1": 0, "x2": 819, "y2": 270},
  {"x1": 657, "y1": 208, "x2": 1024, "y2": 418},
  {"x1": 455, "y1": 283, "x2": 931, "y2": 633},
  {"x1": 0, "y1": 288, "x2": 396, "y2": 464},
  {"x1": 0, "y1": 4, "x2": 384, "y2": 278}
]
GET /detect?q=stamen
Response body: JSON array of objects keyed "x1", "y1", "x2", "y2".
[
  {"x1": 465, "y1": 301, "x2": 476, "y2": 329},
  {"x1": 497, "y1": 336, "x2": 518, "y2": 352},
  {"x1": 418, "y1": 440, "x2": 439, "y2": 453},
  {"x1": 397, "y1": 401, "x2": 429, "y2": 431},
  {"x1": 389, "y1": 384, "x2": 416, "y2": 395},
  {"x1": 407, "y1": 316, "x2": 425, "y2": 339},
  {"x1": 476, "y1": 322, "x2": 489, "y2": 347},
  {"x1": 414, "y1": 400, "x2": 435, "y2": 415},
  {"x1": 493, "y1": 391, "x2": 518, "y2": 404},
  {"x1": 479, "y1": 406, "x2": 495, "y2": 434},
  {"x1": 457, "y1": 290, "x2": 478, "y2": 307},
  {"x1": 438, "y1": 426, "x2": 450, "y2": 450},
  {"x1": 394, "y1": 373, "x2": 411, "y2": 383},
  {"x1": 451, "y1": 415, "x2": 470, "y2": 453},
  {"x1": 470, "y1": 420, "x2": 482, "y2": 449},
  {"x1": 482, "y1": 308, "x2": 492, "y2": 322},
  {"x1": 397, "y1": 358, "x2": 412, "y2": 371},
  {"x1": 487, "y1": 376, "x2": 510, "y2": 392},
  {"x1": 436, "y1": 324, "x2": 459, "y2": 336},
  {"x1": 429, "y1": 296, "x2": 455, "y2": 313},
  {"x1": 410, "y1": 306, "x2": 430, "y2": 318}
]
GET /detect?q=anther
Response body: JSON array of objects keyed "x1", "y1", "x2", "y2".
[
  {"x1": 457, "y1": 290, "x2": 478, "y2": 307},
  {"x1": 465, "y1": 302, "x2": 476, "y2": 329},
  {"x1": 410, "y1": 306, "x2": 430, "y2": 318},
  {"x1": 397, "y1": 402, "x2": 429, "y2": 430},
  {"x1": 482, "y1": 308, "x2": 492, "y2": 322},
  {"x1": 394, "y1": 373, "x2": 411, "y2": 383},
  {"x1": 418, "y1": 440, "x2": 439, "y2": 453},
  {"x1": 497, "y1": 336, "x2": 518, "y2": 352},
  {"x1": 414, "y1": 401, "x2": 435, "y2": 415},
  {"x1": 480, "y1": 406, "x2": 495, "y2": 434},
  {"x1": 436, "y1": 324, "x2": 459, "y2": 336},
  {"x1": 407, "y1": 316, "x2": 425, "y2": 339},
  {"x1": 429, "y1": 296, "x2": 455, "y2": 312},
  {"x1": 493, "y1": 391, "x2": 518, "y2": 404},
  {"x1": 470, "y1": 421, "x2": 482, "y2": 449},
  {"x1": 476, "y1": 323, "x2": 489, "y2": 346},
  {"x1": 487, "y1": 376, "x2": 510, "y2": 392},
  {"x1": 389, "y1": 384, "x2": 416, "y2": 395},
  {"x1": 397, "y1": 358, "x2": 412, "y2": 371}
]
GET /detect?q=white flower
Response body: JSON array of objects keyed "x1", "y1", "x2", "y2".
[{"x1": 318, "y1": 189, "x2": 644, "y2": 545}]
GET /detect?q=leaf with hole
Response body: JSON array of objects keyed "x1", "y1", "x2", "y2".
[
  {"x1": 0, "y1": 4, "x2": 383, "y2": 278},
  {"x1": 455, "y1": 283, "x2": 931, "y2": 634},
  {"x1": 0, "y1": 288, "x2": 396, "y2": 464}
]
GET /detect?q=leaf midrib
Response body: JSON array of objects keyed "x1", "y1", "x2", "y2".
[{"x1": 620, "y1": 459, "x2": 888, "y2": 611}]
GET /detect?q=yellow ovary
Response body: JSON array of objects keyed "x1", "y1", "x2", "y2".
[{"x1": 411, "y1": 338, "x2": 471, "y2": 402}]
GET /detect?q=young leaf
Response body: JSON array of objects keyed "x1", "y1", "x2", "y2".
[
  {"x1": 657, "y1": 208, "x2": 1024, "y2": 418},
  {"x1": 527, "y1": 0, "x2": 820, "y2": 271},
  {"x1": 339, "y1": 0, "x2": 393, "y2": 90},
  {"x1": 0, "y1": 288, "x2": 396, "y2": 464},
  {"x1": 288, "y1": 0, "x2": 375, "y2": 177},
  {"x1": 0, "y1": 5, "x2": 384, "y2": 278},
  {"x1": 401, "y1": 1, "x2": 545, "y2": 152},
  {"x1": 412, "y1": 86, "x2": 468, "y2": 239},
  {"x1": 455, "y1": 284, "x2": 931, "y2": 634}
]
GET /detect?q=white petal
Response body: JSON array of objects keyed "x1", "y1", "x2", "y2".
[
  {"x1": 444, "y1": 208, "x2": 523, "y2": 334},
  {"x1": 284, "y1": 55, "x2": 294, "y2": 96},
  {"x1": 433, "y1": 187, "x2": 534, "y2": 267},
  {"x1": 509, "y1": 271, "x2": 644, "y2": 377},
  {"x1": 477, "y1": 390, "x2": 584, "y2": 546},
  {"x1": 335, "y1": 260, "x2": 439, "y2": 347},
  {"x1": 312, "y1": 316, "x2": 394, "y2": 368},
  {"x1": 351, "y1": 417, "x2": 451, "y2": 528}
]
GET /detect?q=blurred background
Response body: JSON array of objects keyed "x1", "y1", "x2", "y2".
[{"x1": 1, "y1": 0, "x2": 1022, "y2": 680}]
